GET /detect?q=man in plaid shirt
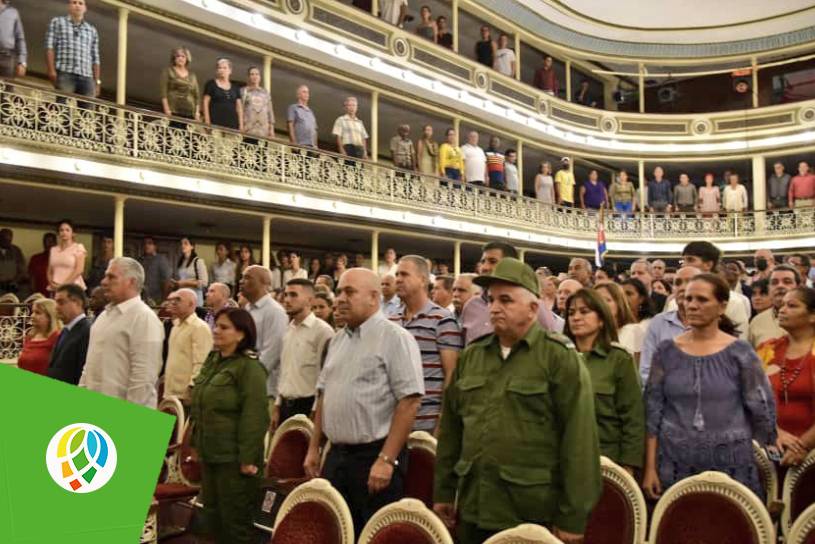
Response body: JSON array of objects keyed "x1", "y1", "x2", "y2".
[{"x1": 45, "y1": 0, "x2": 100, "y2": 97}]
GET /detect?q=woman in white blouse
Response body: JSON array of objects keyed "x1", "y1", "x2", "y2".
[
  {"x1": 172, "y1": 238, "x2": 208, "y2": 306},
  {"x1": 722, "y1": 173, "x2": 749, "y2": 212},
  {"x1": 534, "y1": 161, "x2": 555, "y2": 204}
]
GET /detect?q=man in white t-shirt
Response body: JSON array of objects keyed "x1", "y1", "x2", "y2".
[
  {"x1": 493, "y1": 33, "x2": 516, "y2": 77},
  {"x1": 380, "y1": 0, "x2": 408, "y2": 27},
  {"x1": 461, "y1": 130, "x2": 487, "y2": 186}
]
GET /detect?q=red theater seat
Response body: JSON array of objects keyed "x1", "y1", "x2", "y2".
[
  {"x1": 271, "y1": 478, "x2": 354, "y2": 544},
  {"x1": 358, "y1": 498, "x2": 453, "y2": 544},
  {"x1": 584, "y1": 456, "x2": 646, "y2": 544}
]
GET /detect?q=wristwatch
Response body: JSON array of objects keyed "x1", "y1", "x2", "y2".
[{"x1": 378, "y1": 452, "x2": 399, "y2": 467}]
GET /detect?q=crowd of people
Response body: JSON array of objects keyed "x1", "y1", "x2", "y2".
[
  {"x1": 2, "y1": 1, "x2": 814, "y2": 207},
  {"x1": 4, "y1": 220, "x2": 815, "y2": 542}
]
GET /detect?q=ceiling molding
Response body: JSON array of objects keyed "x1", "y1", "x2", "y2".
[{"x1": 473, "y1": 0, "x2": 815, "y2": 59}]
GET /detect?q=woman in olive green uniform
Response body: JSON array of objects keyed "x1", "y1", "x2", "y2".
[
  {"x1": 565, "y1": 288, "x2": 645, "y2": 472},
  {"x1": 190, "y1": 308, "x2": 269, "y2": 544}
]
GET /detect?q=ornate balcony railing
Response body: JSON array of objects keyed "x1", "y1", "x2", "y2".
[
  {"x1": 1, "y1": 82, "x2": 814, "y2": 243},
  {"x1": 0, "y1": 305, "x2": 30, "y2": 362}
]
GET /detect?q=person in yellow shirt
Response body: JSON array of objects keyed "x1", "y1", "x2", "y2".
[
  {"x1": 438, "y1": 128, "x2": 464, "y2": 181},
  {"x1": 555, "y1": 156, "x2": 575, "y2": 207}
]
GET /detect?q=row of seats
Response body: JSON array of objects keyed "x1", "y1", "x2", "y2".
[{"x1": 144, "y1": 399, "x2": 815, "y2": 544}]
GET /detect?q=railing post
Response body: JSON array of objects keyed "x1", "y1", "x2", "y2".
[
  {"x1": 565, "y1": 60, "x2": 572, "y2": 102},
  {"x1": 132, "y1": 112, "x2": 139, "y2": 158},
  {"x1": 453, "y1": 241, "x2": 461, "y2": 276},
  {"x1": 116, "y1": 8, "x2": 129, "y2": 106},
  {"x1": 371, "y1": 230, "x2": 380, "y2": 272},
  {"x1": 638, "y1": 63, "x2": 646, "y2": 113},
  {"x1": 370, "y1": 90, "x2": 379, "y2": 162},
  {"x1": 752, "y1": 155, "x2": 766, "y2": 235},
  {"x1": 113, "y1": 196, "x2": 126, "y2": 258},
  {"x1": 262, "y1": 215, "x2": 272, "y2": 268}
]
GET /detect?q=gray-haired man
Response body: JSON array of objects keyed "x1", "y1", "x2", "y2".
[{"x1": 79, "y1": 257, "x2": 165, "y2": 408}]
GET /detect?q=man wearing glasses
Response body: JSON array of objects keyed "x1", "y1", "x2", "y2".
[{"x1": 45, "y1": 0, "x2": 101, "y2": 97}]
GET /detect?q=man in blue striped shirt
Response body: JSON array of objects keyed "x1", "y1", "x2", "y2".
[
  {"x1": 390, "y1": 255, "x2": 463, "y2": 433},
  {"x1": 45, "y1": 0, "x2": 100, "y2": 97}
]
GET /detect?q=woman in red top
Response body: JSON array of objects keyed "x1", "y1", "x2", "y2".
[
  {"x1": 18, "y1": 298, "x2": 62, "y2": 376},
  {"x1": 757, "y1": 287, "x2": 815, "y2": 466}
]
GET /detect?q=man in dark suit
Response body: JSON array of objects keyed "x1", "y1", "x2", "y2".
[{"x1": 48, "y1": 284, "x2": 91, "y2": 385}]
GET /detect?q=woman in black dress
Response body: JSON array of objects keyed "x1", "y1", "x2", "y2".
[{"x1": 202, "y1": 57, "x2": 243, "y2": 131}]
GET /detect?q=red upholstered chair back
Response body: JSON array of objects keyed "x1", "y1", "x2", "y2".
[
  {"x1": 404, "y1": 446, "x2": 435, "y2": 508},
  {"x1": 792, "y1": 464, "x2": 815, "y2": 522},
  {"x1": 786, "y1": 502, "x2": 815, "y2": 544},
  {"x1": 584, "y1": 479, "x2": 635, "y2": 544},
  {"x1": 266, "y1": 429, "x2": 310, "y2": 480},
  {"x1": 178, "y1": 423, "x2": 201, "y2": 486},
  {"x1": 367, "y1": 521, "x2": 437, "y2": 544},
  {"x1": 272, "y1": 501, "x2": 342, "y2": 544},
  {"x1": 654, "y1": 492, "x2": 758, "y2": 544}
]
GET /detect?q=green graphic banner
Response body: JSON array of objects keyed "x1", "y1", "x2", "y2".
[{"x1": 0, "y1": 366, "x2": 173, "y2": 543}]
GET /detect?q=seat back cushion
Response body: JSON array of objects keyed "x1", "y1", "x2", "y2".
[
  {"x1": 584, "y1": 479, "x2": 635, "y2": 544},
  {"x1": 655, "y1": 492, "x2": 758, "y2": 544},
  {"x1": 792, "y1": 466, "x2": 815, "y2": 521},
  {"x1": 368, "y1": 521, "x2": 435, "y2": 544},
  {"x1": 266, "y1": 430, "x2": 310, "y2": 480},
  {"x1": 272, "y1": 502, "x2": 341, "y2": 544}
]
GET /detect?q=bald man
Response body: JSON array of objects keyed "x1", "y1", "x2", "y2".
[
  {"x1": 205, "y1": 282, "x2": 233, "y2": 330},
  {"x1": 567, "y1": 258, "x2": 593, "y2": 287},
  {"x1": 164, "y1": 288, "x2": 213, "y2": 402},
  {"x1": 640, "y1": 266, "x2": 701, "y2": 386},
  {"x1": 305, "y1": 268, "x2": 424, "y2": 536},
  {"x1": 556, "y1": 278, "x2": 582, "y2": 315},
  {"x1": 241, "y1": 265, "x2": 288, "y2": 403}
]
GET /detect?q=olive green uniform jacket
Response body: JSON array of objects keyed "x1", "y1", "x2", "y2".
[
  {"x1": 190, "y1": 351, "x2": 270, "y2": 468},
  {"x1": 581, "y1": 343, "x2": 645, "y2": 468},
  {"x1": 433, "y1": 323, "x2": 602, "y2": 534}
]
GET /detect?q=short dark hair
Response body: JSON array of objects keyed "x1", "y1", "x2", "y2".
[
  {"x1": 789, "y1": 287, "x2": 815, "y2": 315},
  {"x1": 214, "y1": 308, "x2": 257, "y2": 353},
  {"x1": 286, "y1": 278, "x2": 315, "y2": 291},
  {"x1": 55, "y1": 284, "x2": 88, "y2": 308},
  {"x1": 792, "y1": 253, "x2": 812, "y2": 268},
  {"x1": 435, "y1": 275, "x2": 454, "y2": 291},
  {"x1": 751, "y1": 278, "x2": 769, "y2": 296},
  {"x1": 482, "y1": 241, "x2": 518, "y2": 259},
  {"x1": 57, "y1": 218, "x2": 74, "y2": 230},
  {"x1": 682, "y1": 241, "x2": 721, "y2": 268},
  {"x1": 505, "y1": 148, "x2": 516, "y2": 156},
  {"x1": 771, "y1": 264, "x2": 802, "y2": 286}
]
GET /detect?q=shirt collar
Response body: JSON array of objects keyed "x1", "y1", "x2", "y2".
[
  {"x1": 173, "y1": 312, "x2": 198, "y2": 327},
  {"x1": 345, "y1": 311, "x2": 384, "y2": 339},
  {"x1": 64, "y1": 313, "x2": 86, "y2": 331},
  {"x1": 293, "y1": 312, "x2": 317, "y2": 329},
  {"x1": 107, "y1": 295, "x2": 141, "y2": 315},
  {"x1": 250, "y1": 294, "x2": 271, "y2": 310},
  {"x1": 488, "y1": 321, "x2": 544, "y2": 354},
  {"x1": 396, "y1": 299, "x2": 436, "y2": 320}
]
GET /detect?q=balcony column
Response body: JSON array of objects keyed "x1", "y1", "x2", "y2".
[
  {"x1": 116, "y1": 8, "x2": 129, "y2": 105},
  {"x1": 452, "y1": 0, "x2": 459, "y2": 53},
  {"x1": 518, "y1": 249, "x2": 526, "y2": 263},
  {"x1": 371, "y1": 90, "x2": 379, "y2": 162},
  {"x1": 453, "y1": 117, "x2": 461, "y2": 141},
  {"x1": 637, "y1": 160, "x2": 646, "y2": 211},
  {"x1": 516, "y1": 140, "x2": 524, "y2": 196},
  {"x1": 638, "y1": 63, "x2": 645, "y2": 113},
  {"x1": 752, "y1": 155, "x2": 766, "y2": 234},
  {"x1": 113, "y1": 196, "x2": 126, "y2": 258},
  {"x1": 372, "y1": 0, "x2": 379, "y2": 17},
  {"x1": 262, "y1": 216, "x2": 272, "y2": 268},
  {"x1": 751, "y1": 56, "x2": 759, "y2": 108},
  {"x1": 453, "y1": 241, "x2": 461, "y2": 276},
  {"x1": 565, "y1": 60, "x2": 572, "y2": 102},
  {"x1": 371, "y1": 230, "x2": 380, "y2": 272},
  {"x1": 263, "y1": 55, "x2": 272, "y2": 93},
  {"x1": 514, "y1": 34, "x2": 521, "y2": 80}
]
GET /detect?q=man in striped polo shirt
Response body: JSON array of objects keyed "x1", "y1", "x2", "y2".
[{"x1": 390, "y1": 255, "x2": 463, "y2": 434}]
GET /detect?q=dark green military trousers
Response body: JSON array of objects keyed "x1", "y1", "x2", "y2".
[
  {"x1": 456, "y1": 520, "x2": 501, "y2": 544},
  {"x1": 201, "y1": 462, "x2": 261, "y2": 544}
]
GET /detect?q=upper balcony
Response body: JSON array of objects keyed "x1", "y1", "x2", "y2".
[
  {"x1": 2, "y1": 81, "x2": 813, "y2": 256},
  {"x1": 104, "y1": 0, "x2": 815, "y2": 158}
]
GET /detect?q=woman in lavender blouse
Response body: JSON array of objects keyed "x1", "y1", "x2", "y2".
[{"x1": 643, "y1": 273, "x2": 777, "y2": 500}]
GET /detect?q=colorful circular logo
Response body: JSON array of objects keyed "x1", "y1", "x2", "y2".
[{"x1": 45, "y1": 423, "x2": 117, "y2": 494}]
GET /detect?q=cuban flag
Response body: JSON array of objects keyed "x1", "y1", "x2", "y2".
[{"x1": 595, "y1": 220, "x2": 608, "y2": 268}]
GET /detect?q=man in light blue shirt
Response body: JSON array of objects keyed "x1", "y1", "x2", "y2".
[
  {"x1": 640, "y1": 266, "x2": 699, "y2": 386},
  {"x1": 241, "y1": 265, "x2": 288, "y2": 401},
  {"x1": 380, "y1": 274, "x2": 401, "y2": 316}
]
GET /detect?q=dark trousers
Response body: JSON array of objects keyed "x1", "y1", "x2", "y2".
[
  {"x1": 278, "y1": 395, "x2": 315, "y2": 423},
  {"x1": 0, "y1": 51, "x2": 15, "y2": 78},
  {"x1": 322, "y1": 439, "x2": 407, "y2": 538},
  {"x1": 343, "y1": 144, "x2": 365, "y2": 158},
  {"x1": 56, "y1": 72, "x2": 96, "y2": 97},
  {"x1": 200, "y1": 462, "x2": 261, "y2": 544},
  {"x1": 456, "y1": 520, "x2": 501, "y2": 544}
]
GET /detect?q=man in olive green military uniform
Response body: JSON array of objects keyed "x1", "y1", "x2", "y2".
[{"x1": 434, "y1": 258, "x2": 602, "y2": 544}]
